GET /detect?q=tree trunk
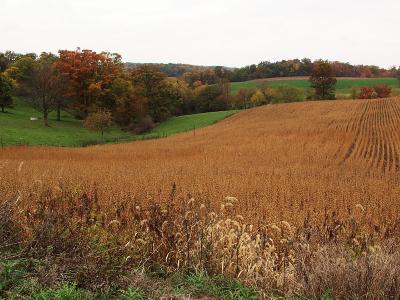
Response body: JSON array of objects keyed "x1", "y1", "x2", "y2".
[
  {"x1": 1, "y1": 106, "x2": 4, "y2": 113},
  {"x1": 56, "y1": 103, "x2": 61, "y2": 121},
  {"x1": 44, "y1": 110, "x2": 49, "y2": 127}
]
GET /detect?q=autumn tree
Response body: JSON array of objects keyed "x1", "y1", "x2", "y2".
[
  {"x1": 111, "y1": 76, "x2": 147, "y2": 127},
  {"x1": 167, "y1": 78, "x2": 193, "y2": 115},
  {"x1": 182, "y1": 68, "x2": 219, "y2": 86},
  {"x1": 17, "y1": 53, "x2": 65, "y2": 126},
  {"x1": 131, "y1": 65, "x2": 166, "y2": 98},
  {"x1": 217, "y1": 80, "x2": 232, "y2": 108},
  {"x1": 6, "y1": 55, "x2": 36, "y2": 95},
  {"x1": 236, "y1": 87, "x2": 256, "y2": 109},
  {"x1": 0, "y1": 74, "x2": 13, "y2": 113},
  {"x1": 56, "y1": 49, "x2": 121, "y2": 116},
  {"x1": 192, "y1": 84, "x2": 231, "y2": 112},
  {"x1": 131, "y1": 65, "x2": 182, "y2": 122},
  {"x1": 0, "y1": 51, "x2": 24, "y2": 72},
  {"x1": 309, "y1": 61, "x2": 337, "y2": 100},
  {"x1": 250, "y1": 90, "x2": 266, "y2": 106},
  {"x1": 83, "y1": 110, "x2": 113, "y2": 138}
]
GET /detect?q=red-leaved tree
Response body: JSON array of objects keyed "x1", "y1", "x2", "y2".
[
  {"x1": 358, "y1": 87, "x2": 376, "y2": 99},
  {"x1": 56, "y1": 49, "x2": 122, "y2": 117},
  {"x1": 373, "y1": 84, "x2": 391, "y2": 98}
]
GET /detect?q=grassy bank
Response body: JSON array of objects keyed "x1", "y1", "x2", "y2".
[{"x1": 0, "y1": 98, "x2": 237, "y2": 147}]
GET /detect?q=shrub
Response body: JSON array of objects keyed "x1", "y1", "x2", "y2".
[
  {"x1": 359, "y1": 85, "x2": 391, "y2": 99},
  {"x1": 272, "y1": 85, "x2": 304, "y2": 103},
  {"x1": 358, "y1": 87, "x2": 376, "y2": 99},
  {"x1": 250, "y1": 90, "x2": 267, "y2": 106},
  {"x1": 373, "y1": 84, "x2": 391, "y2": 98},
  {"x1": 132, "y1": 116, "x2": 155, "y2": 134}
]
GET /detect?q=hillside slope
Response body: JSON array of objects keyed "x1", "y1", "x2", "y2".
[
  {"x1": 0, "y1": 98, "x2": 236, "y2": 146},
  {"x1": 2, "y1": 98, "x2": 400, "y2": 227}
]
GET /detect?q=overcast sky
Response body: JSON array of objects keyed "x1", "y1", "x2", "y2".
[{"x1": 1, "y1": 0, "x2": 399, "y2": 68}]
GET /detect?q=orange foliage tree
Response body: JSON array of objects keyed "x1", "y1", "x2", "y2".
[{"x1": 56, "y1": 49, "x2": 122, "y2": 116}]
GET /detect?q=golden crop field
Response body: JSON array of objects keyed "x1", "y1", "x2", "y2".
[
  {"x1": 2, "y1": 98, "x2": 400, "y2": 298},
  {"x1": 1, "y1": 98, "x2": 400, "y2": 228}
]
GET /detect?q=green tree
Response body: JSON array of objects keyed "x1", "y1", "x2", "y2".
[
  {"x1": 6, "y1": 56, "x2": 36, "y2": 90},
  {"x1": 0, "y1": 74, "x2": 13, "y2": 113},
  {"x1": 131, "y1": 66, "x2": 182, "y2": 122},
  {"x1": 17, "y1": 53, "x2": 64, "y2": 126},
  {"x1": 194, "y1": 85, "x2": 229, "y2": 112},
  {"x1": 146, "y1": 81, "x2": 183, "y2": 122},
  {"x1": 0, "y1": 51, "x2": 25, "y2": 72},
  {"x1": 309, "y1": 61, "x2": 337, "y2": 100},
  {"x1": 111, "y1": 76, "x2": 148, "y2": 126}
]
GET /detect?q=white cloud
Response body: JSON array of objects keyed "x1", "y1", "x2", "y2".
[{"x1": 1, "y1": 0, "x2": 399, "y2": 68}]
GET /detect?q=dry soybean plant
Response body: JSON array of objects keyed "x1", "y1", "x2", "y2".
[{"x1": 1, "y1": 184, "x2": 399, "y2": 298}]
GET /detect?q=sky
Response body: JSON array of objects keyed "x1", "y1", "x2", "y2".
[{"x1": 1, "y1": 0, "x2": 399, "y2": 68}]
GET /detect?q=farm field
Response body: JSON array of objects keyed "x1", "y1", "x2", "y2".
[
  {"x1": 230, "y1": 77, "x2": 400, "y2": 97},
  {"x1": 0, "y1": 98, "x2": 236, "y2": 147},
  {"x1": 2, "y1": 98, "x2": 400, "y2": 298},
  {"x1": 2, "y1": 98, "x2": 400, "y2": 225}
]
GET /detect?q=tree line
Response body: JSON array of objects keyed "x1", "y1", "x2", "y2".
[
  {"x1": 0, "y1": 50, "x2": 234, "y2": 132},
  {"x1": 226, "y1": 61, "x2": 397, "y2": 109},
  {"x1": 148, "y1": 59, "x2": 400, "y2": 85},
  {"x1": 1, "y1": 50, "x2": 399, "y2": 134}
]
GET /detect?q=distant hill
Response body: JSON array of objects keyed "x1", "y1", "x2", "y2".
[
  {"x1": 125, "y1": 62, "x2": 229, "y2": 77},
  {"x1": 126, "y1": 59, "x2": 399, "y2": 82}
]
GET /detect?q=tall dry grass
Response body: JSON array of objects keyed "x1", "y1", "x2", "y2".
[{"x1": 1, "y1": 186, "x2": 399, "y2": 298}]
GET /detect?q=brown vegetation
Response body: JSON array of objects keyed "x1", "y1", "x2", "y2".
[
  {"x1": 1, "y1": 98, "x2": 400, "y2": 297},
  {"x1": 2, "y1": 98, "x2": 400, "y2": 226}
]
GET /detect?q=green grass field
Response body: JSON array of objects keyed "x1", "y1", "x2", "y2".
[
  {"x1": 0, "y1": 98, "x2": 237, "y2": 147},
  {"x1": 144, "y1": 110, "x2": 237, "y2": 137},
  {"x1": 231, "y1": 77, "x2": 400, "y2": 98}
]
